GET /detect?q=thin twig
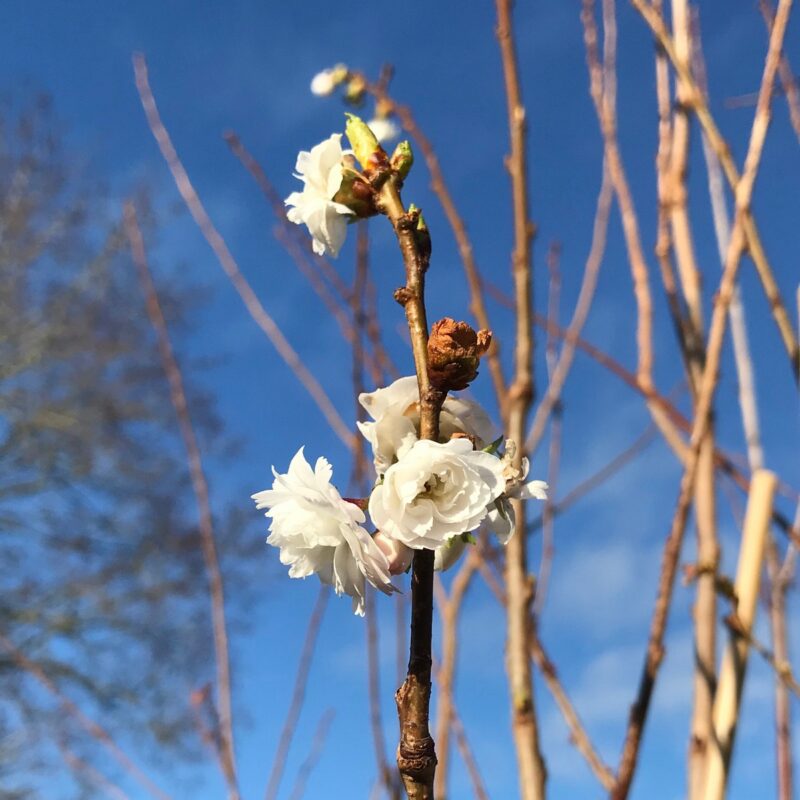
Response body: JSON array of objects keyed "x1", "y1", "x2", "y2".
[
  {"x1": 286, "y1": 709, "x2": 336, "y2": 800},
  {"x1": 0, "y1": 633, "x2": 171, "y2": 800},
  {"x1": 131, "y1": 54, "x2": 354, "y2": 447},
  {"x1": 124, "y1": 202, "x2": 240, "y2": 800},
  {"x1": 264, "y1": 587, "x2": 329, "y2": 800}
]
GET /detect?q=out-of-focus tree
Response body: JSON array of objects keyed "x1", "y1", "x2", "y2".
[{"x1": 0, "y1": 95, "x2": 248, "y2": 798}]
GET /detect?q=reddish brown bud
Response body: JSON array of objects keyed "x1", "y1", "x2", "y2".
[{"x1": 427, "y1": 317, "x2": 492, "y2": 391}]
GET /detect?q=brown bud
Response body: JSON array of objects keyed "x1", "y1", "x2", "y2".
[{"x1": 427, "y1": 317, "x2": 492, "y2": 391}]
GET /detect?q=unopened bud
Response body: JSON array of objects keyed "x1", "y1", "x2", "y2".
[
  {"x1": 390, "y1": 140, "x2": 414, "y2": 180},
  {"x1": 344, "y1": 74, "x2": 366, "y2": 105},
  {"x1": 374, "y1": 531, "x2": 413, "y2": 575},
  {"x1": 345, "y1": 112, "x2": 384, "y2": 170},
  {"x1": 427, "y1": 317, "x2": 492, "y2": 391}
]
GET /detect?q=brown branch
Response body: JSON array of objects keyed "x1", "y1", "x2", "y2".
[
  {"x1": 131, "y1": 54, "x2": 354, "y2": 448},
  {"x1": 264, "y1": 586, "x2": 329, "y2": 800},
  {"x1": 0, "y1": 632, "x2": 171, "y2": 800},
  {"x1": 286, "y1": 709, "x2": 336, "y2": 800},
  {"x1": 613, "y1": 4, "x2": 793, "y2": 792},
  {"x1": 583, "y1": 0, "x2": 655, "y2": 394},
  {"x1": 652, "y1": 6, "x2": 719, "y2": 791},
  {"x1": 495, "y1": 0, "x2": 546, "y2": 795},
  {"x1": 630, "y1": 0, "x2": 800, "y2": 381},
  {"x1": 378, "y1": 155, "x2": 442, "y2": 800},
  {"x1": 124, "y1": 203, "x2": 239, "y2": 800}
]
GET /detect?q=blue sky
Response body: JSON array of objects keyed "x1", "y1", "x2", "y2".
[{"x1": 3, "y1": 1, "x2": 799, "y2": 798}]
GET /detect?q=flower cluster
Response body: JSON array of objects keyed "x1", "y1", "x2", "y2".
[{"x1": 253, "y1": 378, "x2": 547, "y2": 615}]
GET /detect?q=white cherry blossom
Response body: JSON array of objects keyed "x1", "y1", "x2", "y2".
[
  {"x1": 357, "y1": 376, "x2": 496, "y2": 474},
  {"x1": 486, "y1": 441, "x2": 548, "y2": 543},
  {"x1": 368, "y1": 438, "x2": 506, "y2": 549},
  {"x1": 252, "y1": 447, "x2": 395, "y2": 615},
  {"x1": 310, "y1": 69, "x2": 337, "y2": 96},
  {"x1": 285, "y1": 134, "x2": 354, "y2": 257}
]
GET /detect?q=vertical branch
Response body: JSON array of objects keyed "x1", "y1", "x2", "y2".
[
  {"x1": 264, "y1": 587, "x2": 330, "y2": 800},
  {"x1": 495, "y1": 0, "x2": 546, "y2": 795},
  {"x1": 759, "y1": 0, "x2": 800, "y2": 143},
  {"x1": 123, "y1": 203, "x2": 239, "y2": 800},
  {"x1": 613, "y1": 3, "x2": 792, "y2": 791},
  {"x1": 379, "y1": 166, "x2": 443, "y2": 800},
  {"x1": 653, "y1": 5, "x2": 719, "y2": 792},
  {"x1": 702, "y1": 471, "x2": 777, "y2": 800}
]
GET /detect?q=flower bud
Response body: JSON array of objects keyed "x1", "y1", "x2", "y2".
[
  {"x1": 373, "y1": 531, "x2": 414, "y2": 575},
  {"x1": 344, "y1": 75, "x2": 366, "y2": 105},
  {"x1": 434, "y1": 536, "x2": 467, "y2": 572},
  {"x1": 390, "y1": 140, "x2": 414, "y2": 180},
  {"x1": 427, "y1": 318, "x2": 492, "y2": 391},
  {"x1": 345, "y1": 113, "x2": 384, "y2": 170}
]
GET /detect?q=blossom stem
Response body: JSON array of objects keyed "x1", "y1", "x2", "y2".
[{"x1": 378, "y1": 172, "x2": 443, "y2": 798}]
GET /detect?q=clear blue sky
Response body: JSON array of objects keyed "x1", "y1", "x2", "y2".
[{"x1": 3, "y1": 1, "x2": 799, "y2": 798}]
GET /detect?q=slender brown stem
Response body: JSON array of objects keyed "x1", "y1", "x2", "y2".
[
  {"x1": 494, "y1": 0, "x2": 546, "y2": 795},
  {"x1": 378, "y1": 168, "x2": 442, "y2": 799},
  {"x1": 0, "y1": 632, "x2": 171, "y2": 800},
  {"x1": 264, "y1": 587, "x2": 329, "y2": 800},
  {"x1": 132, "y1": 54, "x2": 354, "y2": 447},
  {"x1": 124, "y1": 203, "x2": 239, "y2": 800}
]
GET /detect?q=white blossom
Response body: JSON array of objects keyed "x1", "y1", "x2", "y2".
[
  {"x1": 252, "y1": 447, "x2": 395, "y2": 615},
  {"x1": 357, "y1": 376, "x2": 496, "y2": 474},
  {"x1": 369, "y1": 438, "x2": 506, "y2": 550},
  {"x1": 486, "y1": 441, "x2": 548, "y2": 543},
  {"x1": 285, "y1": 134, "x2": 354, "y2": 257},
  {"x1": 367, "y1": 117, "x2": 400, "y2": 143}
]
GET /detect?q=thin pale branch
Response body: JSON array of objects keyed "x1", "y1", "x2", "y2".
[
  {"x1": 630, "y1": 0, "x2": 800, "y2": 381},
  {"x1": 131, "y1": 53, "x2": 354, "y2": 447},
  {"x1": 124, "y1": 202, "x2": 239, "y2": 800},
  {"x1": 495, "y1": 0, "x2": 546, "y2": 794}
]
